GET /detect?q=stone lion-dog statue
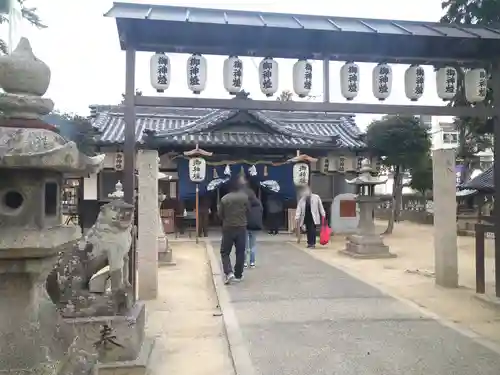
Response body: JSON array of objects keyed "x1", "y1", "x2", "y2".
[{"x1": 46, "y1": 199, "x2": 135, "y2": 318}]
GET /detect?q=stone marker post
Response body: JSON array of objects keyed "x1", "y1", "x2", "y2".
[
  {"x1": 137, "y1": 149, "x2": 159, "y2": 300},
  {"x1": 432, "y1": 148, "x2": 458, "y2": 288}
]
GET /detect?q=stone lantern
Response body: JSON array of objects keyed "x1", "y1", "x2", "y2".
[
  {"x1": 340, "y1": 159, "x2": 395, "y2": 258},
  {"x1": 158, "y1": 170, "x2": 175, "y2": 265},
  {"x1": 0, "y1": 38, "x2": 104, "y2": 374}
]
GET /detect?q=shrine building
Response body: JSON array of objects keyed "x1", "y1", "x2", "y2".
[{"x1": 81, "y1": 101, "x2": 368, "y2": 232}]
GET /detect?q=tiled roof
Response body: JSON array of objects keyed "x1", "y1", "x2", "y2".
[
  {"x1": 460, "y1": 166, "x2": 493, "y2": 193},
  {"x1": 91, "y1": 105, "x2": 365, "y2": 149}
]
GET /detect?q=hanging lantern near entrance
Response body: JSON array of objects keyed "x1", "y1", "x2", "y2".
[
  {"x1": 436, "y1": 66, "x2": 458, "y2": 101},
  {"x1": 224, "y1": 164, "x2": 231, "y2": 176},
  {"x1": 249, "y1": 165, "x2": 257, "y2": 177},
  {"x1": 259, "y1": 57, "x2": 279, "y2": 97},
  {"x1": 293, "y1": 162, "x2": 309, "y2": 186},
  {"x1": 223, "y1": 56, "x2": 243, "y2": 95},
  {"x1": 189, "y1": 157, "x2": 206, "y2": 183},
  {"x1": 404, "y1": 64, "x2": 425, "y2": 101},
  {"x1": 465, "y1": 68, "x2": 488, "y2": 103},
  {"x1": 114, "y1": 152, "x2": 124, "y2": 171},
  {"x1": 292, "y1": 59, "x2": 312, "y2": 98},
  {"x1": 150, "y1": 52, "x2": 171, "y2": 93},
  {"x1": 340, "y1": 62, "x2": 360, "y2": 101},
  {"x1": 187, "y1": 54, "x2": 207, "y2": 94},
  {"x1": 372, "y1": 63, "x2": 392, "y2": 101},
  {"x1": 213, "y1": 168, "x2": 218, "y2": 179}
]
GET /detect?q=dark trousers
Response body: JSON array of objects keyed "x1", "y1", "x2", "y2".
[
  {"x1": 268, "y1": 212, "x2": 281, "y2": 234},
  {"x1": 198, "y1": 212, "x2": 209, "y2": 237},
  {"x1": 305, "y1": 221, "x2": 316, "y2": 246},
  {"x1": 220, "y1": 226, "x2": 247, "y2": 278}
]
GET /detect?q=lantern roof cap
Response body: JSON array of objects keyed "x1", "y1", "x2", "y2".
[
  {"x1": 0, "y1": 126, "x2": 105, "y2": 174},
  {"x1": 346, "y1": 158, "x2": 387, "y2": 186}
]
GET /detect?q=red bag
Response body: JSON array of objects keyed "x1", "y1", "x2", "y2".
[{"x1": 319, "y1": 217, "x2": 331, "y2": 245}]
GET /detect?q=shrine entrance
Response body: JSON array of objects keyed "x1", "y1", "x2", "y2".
[{"x1": 106, "y1": 2, "x2": 500, "y2": 294}]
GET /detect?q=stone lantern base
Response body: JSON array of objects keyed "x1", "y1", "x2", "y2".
[{"x1": 340, "y1": 233, "x2": 396, "y2": 259}]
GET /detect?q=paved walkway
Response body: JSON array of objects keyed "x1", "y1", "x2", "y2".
[
  {"x1": 146, "y1": 242, "x2": 234, "y2": 375},
  {"x1": 211, "y1": 241, "x2": 500, "y2": 375}
]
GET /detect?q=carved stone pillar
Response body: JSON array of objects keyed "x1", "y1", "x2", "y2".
[{"x1": 137, "y1": 149, "x2": 159, "y2": 300}]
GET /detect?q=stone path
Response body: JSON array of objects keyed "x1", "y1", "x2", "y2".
[{"x1": 212, "y1": 241, "x2": 500, "y2": 375}]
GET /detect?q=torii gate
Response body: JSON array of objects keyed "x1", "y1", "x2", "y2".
[{"x1": 105, "y1": 2, "x2": 500, "y2": 296}]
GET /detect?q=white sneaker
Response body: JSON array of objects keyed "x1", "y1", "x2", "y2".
[
  {"x1": 224, "y1": 273, "x2": 235, "y2": 284},
  {"x1": 250, "y1": 263, "x2": 255, "y2": 269},
  {"x1": 233, "y1": 275, "x2": 244, "y2": 282}
]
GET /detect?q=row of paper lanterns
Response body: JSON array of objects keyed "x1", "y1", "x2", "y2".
[{"x1": 151, "y1": 53, "x2": 488, "y2": 103}]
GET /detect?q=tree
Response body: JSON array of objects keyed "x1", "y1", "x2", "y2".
[
  {"x1": 366, "y1": 115, "x2": 431, "y2": 234},
  {"x1": 441, "y1": 0, "x2": 497, "y2": 182},
  {"x1": 0, "y1": 0, "x2": 46, "y2": 54},
  {"x1": 276, "y1": 89, "x2": 294, "y2": 101},
  {"x1": 121, "y1": 89, "x2": 142, "y2": 104},
  {"x1": 47, "y1": 111, "x2": 99, "y2": 156},
  {"x1": 409, "y1": 155, "x2": 433, "y2": 198}
]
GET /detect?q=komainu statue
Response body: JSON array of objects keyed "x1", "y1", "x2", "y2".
[{"x1": 46, "y1": 199, "x2": 135, "y2": 318}]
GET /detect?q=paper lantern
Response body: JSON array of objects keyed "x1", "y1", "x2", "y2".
[
  {"x1": 223, "y1": 56, "x2": 243, "y2": 95},
  {"x1": 338, "y1": 156, "x2": 346, "y2": 172},
  {"x1": 292, "y1": 163, "x2": 309, "y2": 186},
  {"x1": 259, "y1": 57, "x2": 279, "y2": 97},
  {"x1": 292, "y1": 59, "x2": 313, "y2": 98},
  {"x1": 114, "y1": 152, "x2": 124, "y2": 171},
  {"x1": 150, "y1": 53, "x2": 170, "y2": 93},
  {"x1": 372, "y1": 63, "x2": 392, "y2": 101},
  {"x1": 436, "y1": 66, "x2": 458, "y2": 101},
  {"x1": 189, "y1": 157, "x2": 206, "y2": 183},
  {"x1": 186, "y1": 54, "x2": 207, "y2": 94},
  {"x1": 224, "y1": 164, "x2": 231, "y2": 176},
  {"x1": 404, "y1": 65, "x2": 425, "y2": 101},
  {"x1": 340, "y1": 62, "x2": 360, "y2": 100},
  {"x1": 465, "y1": 68, "x2": 488, "y2": 103}
]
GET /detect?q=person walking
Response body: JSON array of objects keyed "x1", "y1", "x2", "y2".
[
  {"x1": 218, "y1": 178, "x2": 250, "y2": 284},
  {"x1": 244, "y1": 187, "x2": 263, "y2": 268},
  {"x1": 198, "y1": 194, "x2": 211, "y2": 237},
  {"x1": 266, "y1": 194, "x2": 283, "y2": 235},
  {"x1": 295, "y1": 186, "x2": 326, "y2": 248}
]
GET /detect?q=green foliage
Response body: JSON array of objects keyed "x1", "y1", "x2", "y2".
[
  {"x1": 365, "y1": 115, "x2": 431, "y2": 170},
  {"x1": 441, "y1": 0, "x2": 496, "y2": 168},
  {"x1": 276, "y1": 90, "x2": 294, "y2": 101},
  {"x1": 0, "y1": 0, "x2": 46, "y2": 54},
  {"x1": 409, "y1": 156, "x2": 433, "y2": 196}
]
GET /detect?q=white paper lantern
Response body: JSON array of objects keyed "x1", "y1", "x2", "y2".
[
  {"x1": 465, "y1": 68, "x2": 488, "y2": 103},
  {"x1": 187, "y1": 54, "x2": 207, "y2": 94},
  {"x1": 340, "y1": 62, "x2": 360, "y2": 101},
  {"x1": 259, "y1": 57, "x2": 279, "y2": 97},
  {"x1": 372, "y1": 63, "x2": 392, "y2": 101},
  {"x1": 224, "y1": 164, "x2": 231, "y2": 176},
  {"x1": 223, "y1": 56, "x2": 243, "y2": 95},
  {"x1": 293, "y1": 59, "x2": 313, "y2": 98},
  {"x1": 436, "y1": 67, "x2": 458, "y2": 101},
  {"x1": 293, "y1": 163, "x2": 309, "y2": 186},
  {"x1": 114, "y1": 152, "x2": 124, "y2": 171},
  {"x1": 404, "y1": 65, "x2": 425, "y2": 101},
  {"x1": 150, "y1": 53, "x2": 171, "y2": 93},
  {"x1": 189, "y1": 157, "x2": 206, "y2": 183}
]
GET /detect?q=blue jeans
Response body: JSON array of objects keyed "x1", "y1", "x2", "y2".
[{"x1": 246, "y1": 230, "x2": 257, "y2": 264}]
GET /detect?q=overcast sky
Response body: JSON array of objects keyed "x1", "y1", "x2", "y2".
[{"x1": 12, "y1": 0, "x2": 449, "y2": 128}]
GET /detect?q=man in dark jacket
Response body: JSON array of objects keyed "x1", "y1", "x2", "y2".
[
  {"x1": 218, "y1": 177, "x2": 250, "y2": 284},
  {"x1": 244, "y1": 186, "x2": 263, "y2": 268},
  {"x1": 266, "y1": 194, "x2": 283, "y2": 235}
]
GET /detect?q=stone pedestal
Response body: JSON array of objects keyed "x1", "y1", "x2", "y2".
[
  {"x1": 341, "y1": 196, "x2": 395, "y2": 259},
  {"x1": 137, "y1": 150, "x2": 159, "y2": 300},
  {"x1": 432, "y1": 149, "x2": 458, "y2": 288},
  {"x1": 65, "y1": 302, "x2": 146, "y2": 363},
  {"x1": 97, "y1": 337, "x2": 156, "y2": 375}
]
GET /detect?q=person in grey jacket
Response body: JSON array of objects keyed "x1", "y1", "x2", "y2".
[
  {"x1": 219, "y1": 178, "x2": 250, "y2": 284},
  {"x1": 295, "y1": 186, "x2": 326, "y2": 248}
]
